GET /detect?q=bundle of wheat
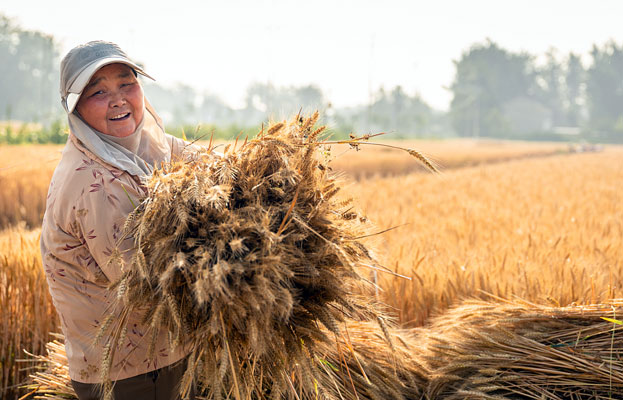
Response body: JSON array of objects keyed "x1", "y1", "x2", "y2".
[
  {"x1": 100, "y1": 113, "x2": 420, "y2": 399},
  {"x1": 420, "y1": 299, "x2": 623, "y2": 399}
]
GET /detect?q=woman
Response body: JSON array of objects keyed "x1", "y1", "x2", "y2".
[{"x1": 41, "y1": 41, "x2": 196, "y2": 400}]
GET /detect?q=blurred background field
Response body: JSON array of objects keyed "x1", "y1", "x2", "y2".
[{"x1": 327, "y1": 138, "x2": 572, "y2": 179}]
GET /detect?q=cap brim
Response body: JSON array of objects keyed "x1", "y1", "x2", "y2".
[{"x1": 65, "y1": 57, "x2": 154, "y2": 113}]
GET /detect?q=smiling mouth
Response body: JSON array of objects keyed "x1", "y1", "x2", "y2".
[{"x1": 109, "y1": 112, "x2": 130, "y2": 121}]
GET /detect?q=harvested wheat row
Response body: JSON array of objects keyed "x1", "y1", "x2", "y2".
[
  {"x1": 419, "y1": 299, "x2": 623, "y2": 399},
  {"x1": 27, "y1": 300, "x2": 623, "y2": 399}
]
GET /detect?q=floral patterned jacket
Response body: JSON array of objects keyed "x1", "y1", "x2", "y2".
[{"x1": 41, "y1": 133, "x2": 191, "y2": 383}]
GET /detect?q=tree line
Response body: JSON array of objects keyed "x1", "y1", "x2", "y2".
[
  {"x1": 450, "y1": 39, "x2": 623, "y2": 142},
  {"x1": 1, "y1": 13, "x2": 623, "y2": 143}
]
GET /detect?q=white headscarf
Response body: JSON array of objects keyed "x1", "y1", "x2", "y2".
[{"x1": 60, "y1": 41, "x2": 171, "y2": 178}]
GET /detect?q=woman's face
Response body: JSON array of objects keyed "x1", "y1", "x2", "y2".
[{"x1": 76, "y1": 63, "x2": 144, "y2": 137}]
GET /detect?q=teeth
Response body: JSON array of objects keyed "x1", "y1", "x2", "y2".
[{"x1": 110, "y1": 113, "x2": 129, "y2": 120}]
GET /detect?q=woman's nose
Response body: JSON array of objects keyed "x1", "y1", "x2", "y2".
[{"x1": 109, "y1": 91, "x2": 126, "y2": 107}]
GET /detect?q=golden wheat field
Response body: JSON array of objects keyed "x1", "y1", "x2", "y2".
[
  {"x1": 1, "y1": 139, "x2": 622, "y2": 398},
  {"x1": 0, "y1": 140, "x2": 569, "y2": 231},
  {"x1": 349, "y1": 147, "x2": 623, "y2": 326},
  {"x1": 0, "y1": 145, "x2": 61, "y2": 229}
]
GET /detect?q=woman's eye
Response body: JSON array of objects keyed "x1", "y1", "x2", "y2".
[{"x1": 90, "y1": 90, "x2": 104, "y2": 97}]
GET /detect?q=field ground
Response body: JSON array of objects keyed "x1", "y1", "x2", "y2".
[{"x1": 1, "y1": 139, "x2": 621, "y2": 398}]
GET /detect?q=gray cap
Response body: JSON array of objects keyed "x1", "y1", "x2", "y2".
[{"x1": 60, "y1": 40, "x2": 154, "y2": 113}]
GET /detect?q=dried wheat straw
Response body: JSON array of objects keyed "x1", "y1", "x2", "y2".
[{"x1": 26, "y1": 300, "x2": 623, "y2": 399}]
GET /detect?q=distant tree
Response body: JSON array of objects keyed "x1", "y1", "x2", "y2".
[
  {"x1": 333, "y1": 86, "x2": 435, "y2": 137},
  {"x1": 170, "y1": 84, "x2": 200, "y2": 125},
  {"x1": 449, "y1": 39, "x2": 537, "y2": 137},
  {"x1": 535, "y1": 50, "x2": 587, "y2": 129},
  {"x1": 390, "y1": 86, "x2": 407, "y2": 130},
  {"x1": 144, "y1": 82, "x2": 236, "y2": 127},
  {"x1": 536, "y1": 48, "x2": 565, "y2": 127},
  {"x1": 586, "y1": 41, "x2": 623, "y2": 137},
  {"x1": 197, "y1": 92, "x2": 235, "y2": 125},
  {"x1": 564, "y1": 52, "x2": 585, "y2": 127},
  {"x1": 0, "y1": 14, "x2": 60, "y2": 123},
  {"x1": 386, "y1": 86, "x2": 432, "y2": 135},
  {"x1": 368, "y1": 87, "x2": 391, "y2": 129},
  {"x1": 293, "y1": 85, "x2": 324, "y2": 111},
  {"x1": 244, "y1": 82, "x2": 275, "y2": 114},
  {"x1": 243, "y1": 82, "x2": 325, "y2": 119}
]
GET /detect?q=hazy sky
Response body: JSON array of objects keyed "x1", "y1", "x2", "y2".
[{"x1": 3, "y1": 0, "x2": 623, "y2": 110}]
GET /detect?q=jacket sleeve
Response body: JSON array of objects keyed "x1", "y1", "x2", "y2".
[{"x1": 74, "y1": 168, "x2": 143, "y2": 284}]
